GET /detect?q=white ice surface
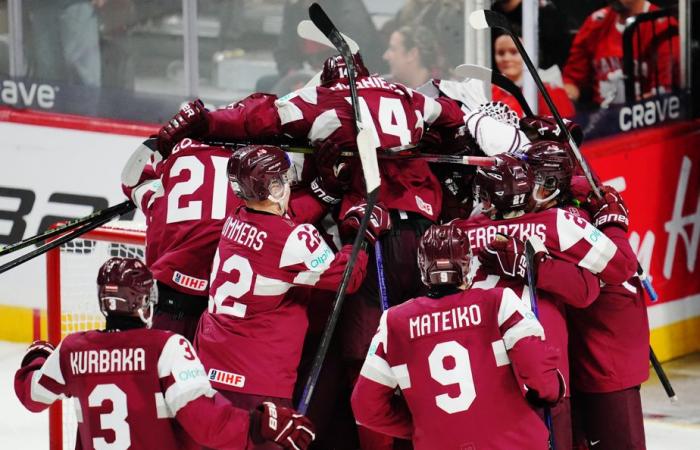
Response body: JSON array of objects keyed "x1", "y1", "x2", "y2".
[{"x1": 0, "y1": 341, "x2": 698, "y2": 449}]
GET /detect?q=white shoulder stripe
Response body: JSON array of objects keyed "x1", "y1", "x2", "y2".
[
  {"x1": 276, "y1": 100, "x2": 304, "y2": 125},
  {"x1": 254, "y1": 274, "x2": 293, "y2": 295},
  {"x1": 359, "y1": 354, "x2": 398, "y2": 388},
  {"x1": 308, "y1": 109, "x2": 341, "y2": 141}
]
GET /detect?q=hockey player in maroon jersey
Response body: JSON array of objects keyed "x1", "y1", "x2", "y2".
[
  {"x1": 453, "y1": 155, "x2": 608, "y2": 449},
  {"x1": 14, "y1": 257, "x2": 315, "y2": 450},
  {"x1": 351, "y1": 223, "x2": 565, "y2": 450},
  {"x1": 194, "y1": 145, "x2": 379, "y2": 446},
  {"x1": 522, "y1": 141, "x2": 649, "y2": 450},
  {"x1": 121, "y1": 137, "x2": 346, "y2": 341}
]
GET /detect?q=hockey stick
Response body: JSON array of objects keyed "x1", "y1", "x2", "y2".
[
  {"x1": 297, "y1": 2, "x2": 381, "y2": 415},
  {"x1": 524, "y1": 239, "x2": 556, "y2": 450},
  {"x1": 375, "y1": 241, "x2": 390, "y2": 311},
  {"x1": 469, "y1": 10, "x2": 672, "y2": 399},
  {"x1": 0, "y1": 200, "x2": 134, "y2": 257},
  {"x1": 454, "y1": 64, "x2": 534, "y2": 117},
  {"x1": 650, "y1": 347, "x2": 678, "y2": 401},
  {"x1": 0, "y1": 201, "x2": 135, "y2": 275}
]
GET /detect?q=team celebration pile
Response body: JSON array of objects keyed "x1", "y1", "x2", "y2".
[{"x1": 12, "y1": 5, "x2": 659, "y2": 450}]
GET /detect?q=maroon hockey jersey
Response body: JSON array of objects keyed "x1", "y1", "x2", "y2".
[
  {"x1": 202, "y1": 77, "x2": 467, "y2": 220},
  {"x1": 351, "y1": 287, "x2": 562, "y2": 450},
  {"x1": 122, "y1": 139, "x2": 328, "y2": 297},
  {"x1": 122, "y1": 139, "x2": 238, "y2": 296},
  {"x1": 15, "y1": 328, "x2": 253, "y2": 450},
  {"x1": 196, "y1": 206, "x2": 368, "y2": 398}
]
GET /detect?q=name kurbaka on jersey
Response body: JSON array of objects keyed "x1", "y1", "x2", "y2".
[{"x1": 70, "y1": 348, "x2": 146, "y2": 375}]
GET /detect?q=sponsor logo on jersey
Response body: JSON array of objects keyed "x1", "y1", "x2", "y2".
[
  {"x1": 178, "y1": 368, "x2": 207, "y2": 381},
  {"x1": 309, "y1": 246, "x2": 333, "y2": 269},
  {"x1": 415, "y1": 195, "x2": 434, "y2": 217},
  {"x1": 172, "y1": 271, "x2": 208, "y2": 292},
  {"x1": 208, "y1": 368, "x2": 245, "y2": 388}
]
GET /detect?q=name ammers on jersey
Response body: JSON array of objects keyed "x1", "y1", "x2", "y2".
[
  {"x1": 409, "y1": 305, "x2": 482, "y2": 339},
  {"x1": 467, "y1": 223, "x2": 547, "y2": 250},
  {"x1": 221, "y1": 217, "x2": 267, "y2": 251},
  {"x1": 70, "y1": 348, "x2": 146, "y2": 375}
]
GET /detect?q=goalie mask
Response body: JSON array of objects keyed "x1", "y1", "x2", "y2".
[
  {"x1": 227, "y1": 145, "x2": 295, "y2": 212},
  {"x1": 97, "y1": 257, "x2": 156, "y2": 328},
  {"x1": 520, "y1": 140, "x2": 574, "y2": 210},
  {"x1": 418, "y1": 224, "x2": 473, "y2": 288},
  {"x1": 320, "y1": 52, "x2": 370, "y2": 85},
  {"x1": 473, "y1": 154, "x2": 533, "y2": 217}
]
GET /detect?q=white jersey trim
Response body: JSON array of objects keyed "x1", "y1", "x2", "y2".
[{"x1": 308, "y1": 109, "x2": 341, "y2": 142}]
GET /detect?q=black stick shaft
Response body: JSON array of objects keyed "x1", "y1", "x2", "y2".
[
  {"x1": 0, "y1": 202, "x2": 135, "y2": 275},
  {"x1": 650, "y1": 347, "x2": 677, "y2": 401},
  {"x1": 0, "y1": 200, "x2": 134, "y2": 257}
]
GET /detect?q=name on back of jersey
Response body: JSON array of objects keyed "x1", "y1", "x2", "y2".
[
  {"x1": 70, "y1": 348, "x2": 146, "y2": 375},
  {"x1": 221, "y1": 216, "x2": 267, "y2": 251},
  {"x1": 409, "y1": 304, "x2": 483, "y2": 339},
  {"x1": 467, "y1": 223, "x2": 547, "y2": 250}
]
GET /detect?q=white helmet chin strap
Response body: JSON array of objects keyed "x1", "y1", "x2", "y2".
[
  {"x1": 268, "y1": 183, "x2": 291, "y2": 214},
  {"x1": 532, "y1": 186, "x2": 560, "y2": 210},
  {"x1": 138, "y1": 302, "x2": 154, "y2": 329}
]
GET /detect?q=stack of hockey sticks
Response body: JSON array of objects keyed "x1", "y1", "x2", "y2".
[{"x1": 468, "y1": 9, "x2": 676, "y2": 401}]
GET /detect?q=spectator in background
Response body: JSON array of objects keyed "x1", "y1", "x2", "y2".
[
  {"x1": 96, "y1": 0, "x2": 136, "y2": 90},
  {"x1": 563, "y1": 0, "x2": 678, "y2": 108},
  {"x1": 383, "y1": 25, "x2": 442, "y2": 88},
  {"x1": 25, "y1": 0, "x2": 101, "y2": 87},
  {"x1": 493, "y1": 30, "x2": 575, "y2": 118},
  {"x1": 492, "y1": 0, "x2": 573, "y2": 70},
  {"x1": 382, "y1": 0, "x2": 465, "y2": 71}
]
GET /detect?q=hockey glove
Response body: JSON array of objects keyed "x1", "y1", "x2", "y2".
[
  {"x1": 251, "y1": 402, "x2": 315, "y2": 450},
  {"x1": 21, "y1": 340, "x2": 55, "y2": 368},
  {"x1": 340, "y1": 202, "x2": 392, "y2": 246},
  {"x1": 584, "y1": 185, "x2": 630, "y2": 232},
  {"x1": 478, "y1": 235, "x2": 546, "y2": 281},
  {"x1": 310, "y1": 140, "x2": 353, "y2": 205},
  {"x1": 157, "y1": 99, "x2": 210, "y2": 158},
  {"x1": 520, "y1": 115, "x2": 583, "y2": 146}
]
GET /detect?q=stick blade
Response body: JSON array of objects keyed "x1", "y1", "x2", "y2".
[
  {"x1": 297, "y1": 19, "x2": 359, "y2": 53},
  {"x1": 356, "y1": 128, "x2": 380, "y2": 193},
  {"x1": 468, "y1": 10, "x2": 489, "y2": 30},
  {"x1": 453, "y1": 64, "x2": 492, "y2": 82},
  {"x1": 308, "y1": 3, "x2": 335, "y2": 36}
]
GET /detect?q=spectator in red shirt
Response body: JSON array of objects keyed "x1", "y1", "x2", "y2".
[
  {"x1": 492, "y1": 31, "x2": 576, "y2": 118},
  {"x1": 563, "y1": 0, "x2": 678, "y2": 107}
]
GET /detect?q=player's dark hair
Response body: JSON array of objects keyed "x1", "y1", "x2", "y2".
[{"x1": 397, "y1": 25, "x2": 441, "y2": 72}]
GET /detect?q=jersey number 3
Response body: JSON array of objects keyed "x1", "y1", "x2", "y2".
[
  {"x1": 88, "y1": 383, "x2": 130, "y2": 450},
  {"x1": 428, "y1": 341, "x2": 476, "y2": 414}
]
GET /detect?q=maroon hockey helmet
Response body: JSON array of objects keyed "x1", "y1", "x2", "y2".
[
  {"x1": 417, "y1": 223, "x2": 473, "y2": 287},
  {"x1": 320, "y1": 52, "x2": 370, "y2": 85},
  {"x1": 473, "y1": 154, "x2": 534, "y2": 216},
  {"x1": 520, "y1": 140, "x2": 574, "y2": 203},
  {"x1": 97, "y1": 257, "x2": 156, "y2": 326},
  {"x1": 227, "y1": 145, "x2": 292, "y2": 201}
]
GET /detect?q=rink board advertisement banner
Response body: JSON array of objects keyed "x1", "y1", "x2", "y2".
[
  {"x1": 584, "y1": 121, "x2": 700, "y2": 361},
  {"x1": 0, "y1": 109, "x2": 152, "y2": 342}
]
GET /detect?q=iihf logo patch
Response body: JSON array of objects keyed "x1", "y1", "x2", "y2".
[
  {"x1": 208, "y1": 368, "x2": 245, "y2": 388},
  {"x1": 172, "y1": 271, "x2": 207, "y2": 291}
]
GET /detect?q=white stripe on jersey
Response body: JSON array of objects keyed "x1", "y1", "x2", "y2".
[
  {"x1": 359, "y1": 311, "x2": 399, "y2": 388},
  {"x1": 308, "y1": 109, "x2": 342, "y2": 141},
  {"x1": 154, "y1": 392, "x2": 174, "y2": 418},
  {"x1": 276, "y1": 98, "x2": 304, "y2": 125},
  {"x1": 491, "y1": 340, "x2": 511, "y2": 367},
  {"x1": 392, "y1": 364, "x2": 411, "y2": 390},
  {"x1": 556, "y1": 208, "x2": 617, "y2": 274},
  {"x1": 421, "y1": 94, "x2": 442, "y2": 124},
  {"x1": 497, "y1": 288, "x2": 545, "y2": 350},
  {"x1": 254, "y1": 274, "x2": 293, "y2": 295},
  {"x1": 157, "y1": 334, "x2": 216, "y2": 415},
  {"x1": 30, "y1": 344, "x2": 66, "y2": 405}
]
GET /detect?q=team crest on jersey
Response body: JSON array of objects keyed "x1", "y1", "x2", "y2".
[
  {"x1": 208, "y1": 368, "x2": 245, "y2": 388},
  {"x1": 172, "y1": 271, "x2": 208, "y2": 291}
]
